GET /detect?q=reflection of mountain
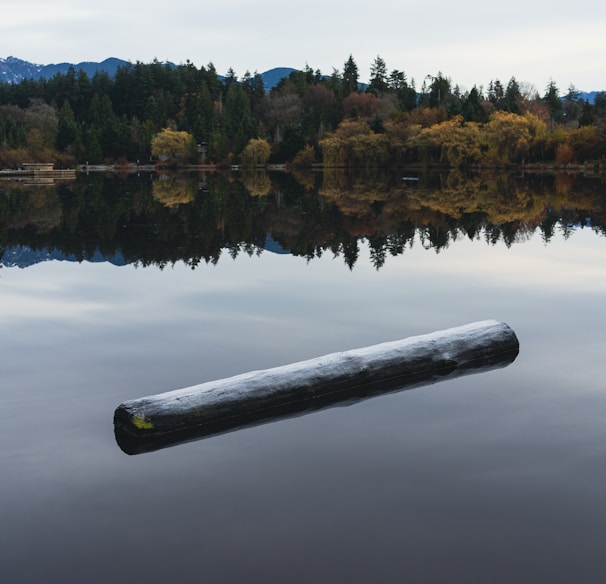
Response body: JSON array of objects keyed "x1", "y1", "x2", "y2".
[
  {"x1": 1, "y1": 171, "x2": 605, "y2": 270},
  {"x1": 264, "y1": 236, "x2": 290, "y2": 255},
  {"x1": 1, "y1": 238, "x2": 289, "y2": 268},
  {"x1": 0, "y1": 237, "x2": 289, "y2": 268},
  {"x1": 1, "y1": 246, "x2": 127, "y2": 268}
]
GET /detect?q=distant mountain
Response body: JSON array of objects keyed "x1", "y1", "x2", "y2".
[
  {"x1": 0, "y1": 56, "x2": 295, "y2": 90},
  {"x1": 0, "y1": 56, "x2": 130, "y2": 83},
  {"x1": 578, "y1": 91, "x2": 600, "y2": 104},
  {"x1": 39, "y1": 57, "x2": 129, "y2": 80},
  {"x1": 258, "y1": 67, "x2": 297, "y2": 89},
  {"x1": 5, "y1": 56, "x2": 599, "y2": 99},
  {"x1": 0, "y1": 56, "x2": 43, "y2": 82}
]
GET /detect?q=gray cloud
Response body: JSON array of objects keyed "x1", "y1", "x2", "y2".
[{"x1": 1, "y1": 0, "x2": 605, "y2": 90}]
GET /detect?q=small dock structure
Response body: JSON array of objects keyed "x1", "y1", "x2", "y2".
[{"x1": 0, "y1": 163, "x2": 76, "y2": 180}]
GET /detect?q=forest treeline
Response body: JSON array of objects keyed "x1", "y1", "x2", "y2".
[
  {"x1": 2, "y1": 171, "x2": 606, "y2": 269},
  {"x1": 1, "y1": 55, "x2": 606, "y2": 169}
]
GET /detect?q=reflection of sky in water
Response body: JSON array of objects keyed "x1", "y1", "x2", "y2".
[{"x1": 2, "y1": 229, "x2": 606, "y2": 582}]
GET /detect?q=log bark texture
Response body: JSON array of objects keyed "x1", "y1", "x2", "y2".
[{"x1": 114, "y1": 320, "x2": 519, "y2": 454}]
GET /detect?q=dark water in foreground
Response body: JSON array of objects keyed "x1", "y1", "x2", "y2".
[{"x1": 2, "y1": 173, "x2": 606, "y2": 582}]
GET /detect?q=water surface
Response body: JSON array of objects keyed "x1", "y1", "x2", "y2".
[{"x1": 2, "y1": 173, "x2": 606, "y2": 583}]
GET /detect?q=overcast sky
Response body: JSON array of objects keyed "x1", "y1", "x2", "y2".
[{"x1": 2, "y1": 0, "x2": 605, "y2": 93}]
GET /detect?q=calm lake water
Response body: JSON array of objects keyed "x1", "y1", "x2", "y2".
[{"x1": 2, "y1": 171, "x2": 606, "y2": 582}]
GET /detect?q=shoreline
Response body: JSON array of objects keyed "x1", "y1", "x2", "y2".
[{"x1": 2, "y1": 161, "x2": 603, "y2": 178}]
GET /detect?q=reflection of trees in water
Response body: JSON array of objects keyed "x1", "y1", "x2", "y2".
[
  {"x1": 240, "y1": 170, "x2": 272, "y2": 197},
  {"x1": 152, "y1": 176, "x2": 196, "y2": 207},
  {"x1": 1, "y1": 170, "x2": 606, "y2": 270}
]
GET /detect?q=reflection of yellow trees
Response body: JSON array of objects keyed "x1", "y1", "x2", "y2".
[
  {"x1": 5, "y1": 172, "x2": 606, "y2": 269},
  {"x1": 403, "y1": 173, "x2": 602, "y2": 230},
  {"x1": 317, "y1": 170, "x2": 606, "y2": 233},
  {"x1": 152, "y1": 178, "x2": 195, "y2": 207},
  {"x1": 320, "y1": 170, "x2": 393, "y2": 221},
  {"x1": 314, "y1": 170, "x2": 598, "y2": 247},
  {"x1": 400, "y1": 174, "x2": 547, "y2": 226},
  {"x1": 320, "y1": 167, "x2": 392, "y2": 200},
  {"x1": 554, "y1": 173, "x2": 574, "y2": 195},
  {"x1": 320, "y1": 167, "x2": 351, "y2": 195},
  {"x1": 321, "y1": 188, "x2": 384, "y2": 218},
  {"x1": 241, "y1": 170, "x2": 271, "y2": 196},
  {"x1": 291, "y1": 168, "x2": 317, "y2": 191}
]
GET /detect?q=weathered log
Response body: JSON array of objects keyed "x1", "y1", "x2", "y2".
[{"x1": 114, "y1": 320, "x2": 519, "y2": 454}]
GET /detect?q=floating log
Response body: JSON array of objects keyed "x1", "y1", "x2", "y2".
[{"x1": 114, "y1": 320, "x2": 519, "y2": 454}]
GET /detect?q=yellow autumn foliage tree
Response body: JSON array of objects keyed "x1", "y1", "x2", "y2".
[
  {"x1": 319, "y1": 134, "x2": 348, "y2": 167},
  {"x1": 567, "y1": 125, "x2": 605, "y2": 161},
  {"x1": 347, "y1": 133, "x2": 391, "y2": 169},
  {"x1": 319, "y1": 120, "x2": 390, "y2": 168},
  {"x1": 151, "y1": 128, "x2": 197, "y2": 164},
  {"x1": 409, "y1": 116, "x2": 482, "y2": 167},
  {"x1": 482, "y1": 111, "x2": 548, "y2": 164},
  {"x1": 240, "y1": 138, "x2": 271, "y2": 167}
]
